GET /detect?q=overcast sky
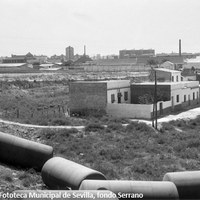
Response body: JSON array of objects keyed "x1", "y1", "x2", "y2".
[{"x1": 0, "y1": 0, "x2": 200, "y2": 57}]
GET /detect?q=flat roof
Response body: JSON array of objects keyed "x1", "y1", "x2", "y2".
[
  {"x1": 154, "y1": 68, "x2": 181, "y2": 73},
  {"x1": 0, "y1": 63, "x2": 26, "y2": 67},
  {"x1": 132, "y1": 81, "x2": 199, "y2": 86},
  {"x1": 71, "y1": 80, "x2": 130, "y2": 84}
]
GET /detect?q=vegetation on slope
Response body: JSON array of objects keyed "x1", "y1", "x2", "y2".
[{"x1": 38, "y1": 118, "x2": 200, "y2": 181}]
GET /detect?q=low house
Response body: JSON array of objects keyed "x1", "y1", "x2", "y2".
[
  {"x1": 69, "y1": 80, "x2": 130, "y2": 115},
  {"x1": 0, "y1": 63, "x2": 35, "y2": 72},
  {"x1": 2, "y1": 52, "x2": 36, "y2": 64},
  {"x1": 160, "y1": 61, "x2": 175, "y2": 70},
  {"x1": 69, "y1": 69, "x2": 200, "y2": 119},
  {"x1": 39, "y1": 63, "x2": 62, "y2": 71},
  {"x1": 150, "y1": 68, "x2": 182, "y2": 82}
]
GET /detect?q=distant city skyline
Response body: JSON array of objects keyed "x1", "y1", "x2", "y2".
[{"x1": 0, "y1": 0, "x2": 200, "y2": 57}]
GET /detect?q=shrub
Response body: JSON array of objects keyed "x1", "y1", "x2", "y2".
[
  {"x1": 179, "y1": 148, "x2": 199, "y2": 159},
  {"x1": 2, "y1": 174, "x2": 13, "y2": 182},
  {"x1": 126, "y1": 121, "x2": 153, "y2": 133},
  {"x1": 159, "y1": 123, "x2": 174, "y2": 133},
  {"x1": 85, "y1": 123, "x2": 104, "y2": 132},
  {"x1": 187, "y1": 139, "x2": 200, "y2": 148},
  {"x1": 99, "y1": 148, "x2": 122, "y2": 161},
  {"x1": 51, "y1": 118, "x2": 71, "y2": 126},
  {"x1": 93, "y1": 161, "x2": 119, "y2": 179},
  {"x1": 106, "y1": 123, "x2": 123, "y2": 131}
]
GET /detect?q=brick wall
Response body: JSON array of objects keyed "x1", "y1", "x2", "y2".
[{"x1": 69, "y1": 82, "x2": 107, "y2": 114}]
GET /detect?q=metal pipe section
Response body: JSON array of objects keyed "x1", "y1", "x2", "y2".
[
  {"x1": 11, "y1": 190, "x2": 119, "y2": 200},
  {"x1": 79, "y1": 180, "x2": 179, "y2": 200},
  {"x1": 41, "y1": 157, "x2": 106, "y2": 189},
  {"x1": 0, "y1": 131, "x2": 53, "y2": 170},
  {"x1": 163, "y1": 170, "x2": 200, "y2": 199}
]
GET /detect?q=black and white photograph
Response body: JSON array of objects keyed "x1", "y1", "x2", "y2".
[{"x1": 0, "y1": 0, "x2": 200, "y2": 199}]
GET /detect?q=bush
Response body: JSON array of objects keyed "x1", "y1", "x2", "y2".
[
  {"x1": 99, "y1": 148, "x2": 122, "y2": 161},
  {"x1": 93, "y1": 161, "x2": 119, "y2": 179},
  {"x1": 106, "y1": 123, "x2": 123, "y2": 131},
  {"x1": 85, "y1": 123, "x2": 105, "y2": 132},
  {"x1": 40, "y1": 128, "x2": 78, "y2": 143},
  {"x1": 159, "y1": 123, "x2": 175, "y2": 133},
  {"x1": 179, "y1": 148, "x2": 199, "y2": 159},
  {"x1": 51, "y1": 118, "x2": 71, "y2": 126},
  {"x1": 2, "y1": 174, "x2": 13, "y2": 182},
  {"x1": 126, "y1": 121, "x2": 153, "y2": 133}
]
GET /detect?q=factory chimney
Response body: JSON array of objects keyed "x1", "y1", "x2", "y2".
[
  {"x1": 84, "y1": 45, "x2": 86, "y2": 56},
  {"x1": 179, "y1": 39, "x2": 182, "y2": 57}
]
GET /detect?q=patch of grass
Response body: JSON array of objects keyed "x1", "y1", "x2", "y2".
[
  {"x1": 125, "y1": 121, "x2": 153, "y2": 133},
  {"x1": 85, "y1": 123, "x2": 105, "y2": 132},
  {"x1": 106, "y1": 122, "x2": 123, "y2": 131},
  {"x1": 51, "y1": 118, "x2": 71, "y2": 126},
  {"x1": 18, "y1": 168, "x2": 42, "y2": 188},
  {"x1": 159, "y1": 122, "x2": 175, "y2": 133},
  {"x1": 2, "y1": 174, "x2": 13, "y2": 182}
]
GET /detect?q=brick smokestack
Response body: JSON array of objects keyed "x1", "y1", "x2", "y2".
[
  {"x1": 84, "y1": 45, "x2": 86, "y2": 56},
  {"x1": 179, "y1": 39, "x2": 181, "y2": 57}
]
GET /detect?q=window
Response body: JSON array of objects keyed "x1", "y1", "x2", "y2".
[
  {"x1": 172, "y1": 76, "x2": 174, "y2": 82},
  {"x1": 111, "y1": 94, "x2": 115, "y2": 103},
  {"x1": 176, "y1": 95, "x2": 179, "y2": 103},
  {"x1": 193, "y1": 92, "x2": 195, "y2": 100},
  {"x1": 124, "y1": 91, "x2": 128, "y2": 101},
  {"x1": 184, "y1": 95, "x2": 186, "y2": 102},
  {"x1": 176, "y1": 75, "x2": 179, "y2": 82}
]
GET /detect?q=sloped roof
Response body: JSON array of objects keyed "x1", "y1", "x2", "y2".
[
  {"x1": 155, "y1": 68, "x2": 180, "y2": 73},
  {"x1": 74, "y1": 55, "x2": 92, "y2": 65},
  {"x1": 161, "y1": 61, "x2": 174, "y2": 66}
]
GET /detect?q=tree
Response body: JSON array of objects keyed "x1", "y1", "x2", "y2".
[
  {"x1": 147, "y1": 59, "x2": 159, "y2": 67},
  {"x1": 138, "y1": 89, "x2": 169, "y2": 104}
]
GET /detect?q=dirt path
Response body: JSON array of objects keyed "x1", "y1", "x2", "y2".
[
  {"x1": 0, "y1": 107, "x2": 199, "y2": 129},
  {"x1": 132, "y1": 107, "x2": 200, "y2": 125},
  {"x1": 0, "y1": 119, "x2": 85, "y2": 130}
]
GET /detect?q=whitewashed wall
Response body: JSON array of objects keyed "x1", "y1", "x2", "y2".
[{"x1": 107, "y1": 103, "x2": 153, "y2": 119}]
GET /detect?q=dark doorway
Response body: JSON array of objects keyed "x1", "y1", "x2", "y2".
[
  {"x1": 117, "y1": 93, "x2": 122, "y2": 103},
  {"x1": 159, "y1": 102, "x2": 163, "y2": 115}
]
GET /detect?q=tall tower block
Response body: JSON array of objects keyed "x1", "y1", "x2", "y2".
[{"x1": 179, "y1": 39, "x2": 182, "y2": 57}]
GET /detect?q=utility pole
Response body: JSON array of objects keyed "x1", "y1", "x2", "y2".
[{"x1": 154, "y1": 70, "x2": 158, "y2": 129}]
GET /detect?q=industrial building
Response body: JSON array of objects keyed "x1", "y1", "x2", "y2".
[
  {"x1": 2, "y1": 52, "x2": 36, "y2": 64},
  {"x1": 119, "y1": 49, "x2": 155, "y2": 59}
]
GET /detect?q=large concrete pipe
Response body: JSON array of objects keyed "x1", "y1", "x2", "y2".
[
  {"x1": 41, "y1": 157, "x2": 106, "y2": 189},
  {"x1": 0, "y1": 131, "x2": 53, "y2": 170},
  {"x1": 163, "y1": 170, "x2": 200, "y2": 199},
  {"x1": 79, "y1": 180, "x2": 179, "y2": 200},
  {"x1": 11, "y1": 190, "x2": 118, "y2": 200}
]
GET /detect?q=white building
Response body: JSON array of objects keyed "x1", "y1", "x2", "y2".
[{"x1": 69, "y1": 69, "x2": 200, "y2": 119}]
